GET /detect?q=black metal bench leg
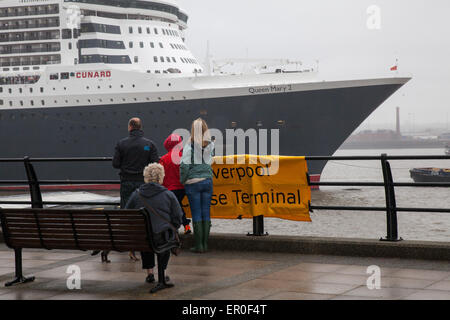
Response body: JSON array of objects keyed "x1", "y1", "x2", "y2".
[
  {"x1": 150, "y1": 253, "x2": 173, "y2": 294},
  {"x1": 5, "y1": 249, "x2": 35, "y2": 287}
]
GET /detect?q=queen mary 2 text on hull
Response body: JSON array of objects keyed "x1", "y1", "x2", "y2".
[{"x1": 76, "y1": 71, "x2": 112, "y2": 79}]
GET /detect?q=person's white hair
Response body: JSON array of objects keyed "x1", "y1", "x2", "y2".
[{"x1": 143, "y1": 163, "x2": 165, "y2": 184}]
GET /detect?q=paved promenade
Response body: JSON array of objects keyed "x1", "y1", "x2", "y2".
[{"x1": 0, "y1": 242, "x2": 449, "y2": 300}]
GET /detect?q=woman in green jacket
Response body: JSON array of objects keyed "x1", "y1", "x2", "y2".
[{"x1": 180, "y1": 118, "x2": 214, "y2": 253}]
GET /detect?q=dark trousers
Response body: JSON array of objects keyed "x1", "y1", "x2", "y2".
[
  {"x1": 140, "y1": 251, "x2": 170, "y2": 270},
  {"x1": 171, "y1": 189, "x2": 191, "y2": 227},
  {"x1": 120, "y1": 180, "x2": 144, "y2": 209}
]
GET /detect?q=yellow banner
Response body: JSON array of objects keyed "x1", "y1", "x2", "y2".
[{"x1": 183, "y1": 155, "x2": 312, "y2": 222}]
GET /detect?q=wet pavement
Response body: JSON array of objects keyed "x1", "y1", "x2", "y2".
[{"x1": 0, "y1": 243, "x2": 449, "y2": 300}]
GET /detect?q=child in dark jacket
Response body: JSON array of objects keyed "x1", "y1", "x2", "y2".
[{"x1": 159, "y1": 134, "x2": 192, "y2": 234}]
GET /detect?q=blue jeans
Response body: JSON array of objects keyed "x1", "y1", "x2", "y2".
[{"x1": 185, "y1": 178, "x2": 213, "y2": 223}]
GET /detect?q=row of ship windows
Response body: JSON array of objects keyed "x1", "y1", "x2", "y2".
[
  {"x1": 0, "y1": 4, "x2": 59, "y2": 18},
  {"x1": 0, "y1": 78, "x2": 212, "y2": 93},
  {"x1": 0, "y1": 30, "x2": 61, "y2": 43},
  {"x1": 0, "y1": 95, "x2": 189, "y2": 108},
  {"x1": 0, "y1": 42, "x2": 61, "y2": 55},
  {"x1": 0, "y1": 54, "x2": 61, "y2": 67},
  {"x1": 0, "y1": 39, "x2": 188, "y2": 54},
  {"x1": 0, "y1": 4, "x2": 187, "y2": 24},
  {"x1": 129, "y1": 41, "x2": 186, "y2": 51},
  {"x1": 2, "y1": 66, "x2": 41, "y2": 72},
  {"x1": 0, "y1": 29, "x2": 81, "y2": 43},
  {"x1": 0, "y1": 17, "x2": 60, "y2": 31},
  {"x1": 128, "y1": 26, "x2": 179, "y2": 37},
  {"x1": 75, "y1": 1, "x2": 188, "y2": 23},
  {"x1": 151, "y1": 56, "x2": 198, "y2": 64},
  {"x1": 77, "y1": 53, "x2": 198, "y2": 65},
  {"x1": 79, "y1": 9, "x2": 177, "y2": 24}
]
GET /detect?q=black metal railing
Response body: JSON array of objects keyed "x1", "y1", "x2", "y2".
[{"x1": 0, "y1": 154, "x2": 449, "y2": 242}]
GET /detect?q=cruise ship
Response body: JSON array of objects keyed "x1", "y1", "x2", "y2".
[{"x1": 0, "y1": 0, "x2": 410, "y2": 183}]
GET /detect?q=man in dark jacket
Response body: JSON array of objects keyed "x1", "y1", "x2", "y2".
[
  {"x1": 113, "y1": 118, "x2": 159, "y2": 209},
  {"x1": 126, "y1": 163, "x2": 183, "y2": 292},
  {"x1": 113, "y1": 118, "x2": 159, "y2": 261}
]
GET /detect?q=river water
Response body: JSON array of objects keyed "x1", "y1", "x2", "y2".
[{"x1": 0, "y1": 148, "x2": 448, "y2": 242}]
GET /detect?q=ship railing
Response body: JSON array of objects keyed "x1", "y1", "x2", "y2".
[{"x1": 0, "y1": 154, "x2": 449, "y2": 242}]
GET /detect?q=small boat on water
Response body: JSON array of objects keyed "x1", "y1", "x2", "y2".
[{"x1": 410, "y1": 168, "x2": 450, "y2": 183}]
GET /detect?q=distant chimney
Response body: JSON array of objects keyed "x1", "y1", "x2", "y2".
[{"x1": 396, "y1": 107, "x2": 401, "y2": 136}]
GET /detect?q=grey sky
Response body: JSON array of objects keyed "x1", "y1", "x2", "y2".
[{"x1": 176, "y1": 0, "x2": 450, "y2": 133}]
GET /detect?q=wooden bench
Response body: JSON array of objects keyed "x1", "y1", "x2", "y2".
[{"x1": 0, "y1": 208, "x2": 178, "y2": 293}]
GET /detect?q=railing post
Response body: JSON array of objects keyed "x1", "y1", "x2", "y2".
[
  {"x1": 247, "y1": 215, "x2": 269, "y2": 237},
  {"x1": 23, "y1": 156, "x2": 43, "y2": 209},
  {"x1": 380, "y1": 154, "x2": 403, "y2": 242}
]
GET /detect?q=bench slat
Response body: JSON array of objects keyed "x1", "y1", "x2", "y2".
[
  {"x1": 7, "y1": 228, "x2": 147, "y2": 236},
  {"x1": 8, "y1": 232, "x2": 149, "y2": 242},
  {"x1": 5, "y1": 223, "x2": 147, "y2": 231},
  {"x1": 8, "y1": 240, "x2": 151, "y2": 252}
]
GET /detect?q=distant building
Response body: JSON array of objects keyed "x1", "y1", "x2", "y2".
[
  {"x1": 439, "y1": 133, "x2": 450, "y2": 141},
  {"x1": 346, "y1": 129, "x2": 403, "y2": 142}
]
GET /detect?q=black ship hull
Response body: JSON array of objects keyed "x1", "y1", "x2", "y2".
[{"x1": 1, "y1": 82, "x2": 404, "y2": 182}]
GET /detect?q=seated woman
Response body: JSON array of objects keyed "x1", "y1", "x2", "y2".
[{"x1": 125, "y1": 163, "x2": 183, "y2": 292}]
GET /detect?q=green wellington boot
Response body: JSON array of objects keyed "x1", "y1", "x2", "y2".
[
  {"x1": 203, "y1": 220, "x2": 212, "y2": 252},
  {"x1": 190, "y1": 221, "x2": 204, "y2": 253}
]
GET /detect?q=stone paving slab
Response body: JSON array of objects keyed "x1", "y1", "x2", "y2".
[{"x1": 0, "y1": 244, "x2": 449, "y2": 300}]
